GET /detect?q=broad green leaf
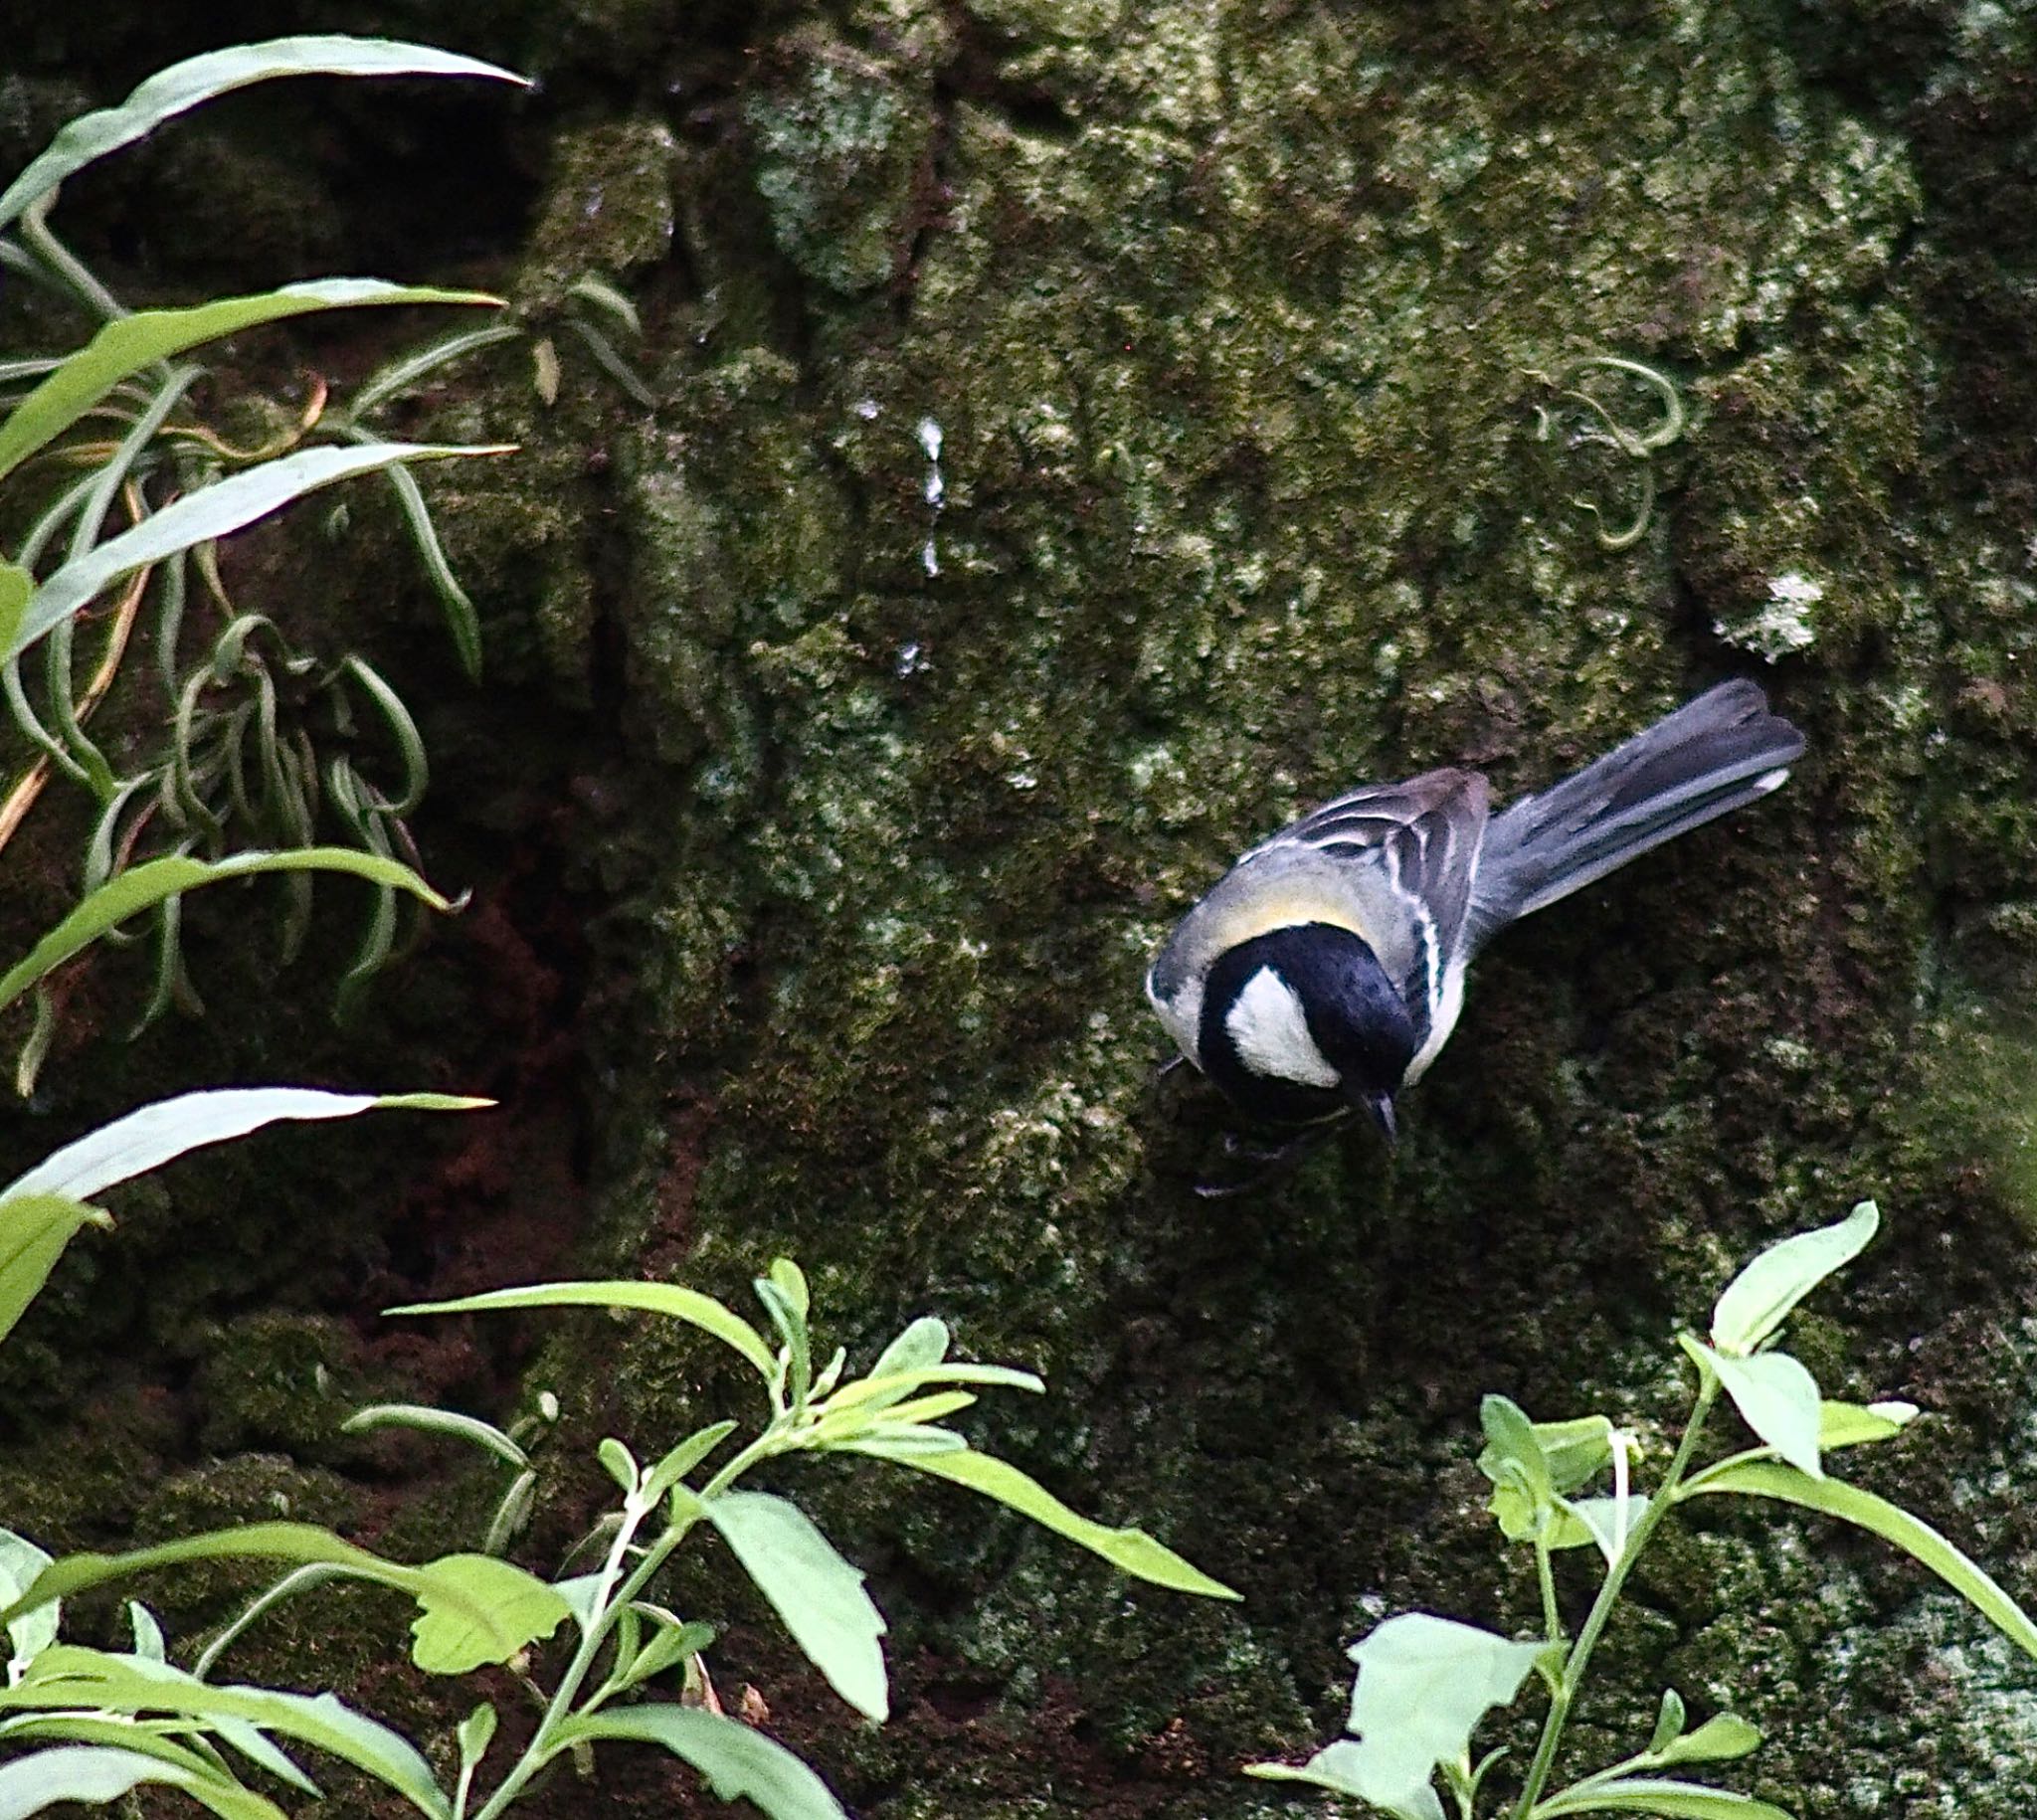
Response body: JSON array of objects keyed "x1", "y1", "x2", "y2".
[
  {"x1": 552, "y1": 1705, "x2": 845, "y2": 1820},
  {"x1": 0, "y1": 282, "x2": 501, "y2": 482},
  {"x1": 1477, "y1": 1395, "x2": 1553, "y2": 1502},
  {"x1": 1657, "y1": 1714, "x2": 1763, "y2": 1766},
  {"x1": 0, "y1": 848, "x2": 452, "y2": 1015},
  {"x1": 1340, "y1": 1614, "x2": 1548, "y2": 1810},
  {"x1": 409, "y1": 1554, "x2": 571, "y2": 1674},
  {"x1": 4, "y1": 1087, "x2": 486, "y2": 1203},
  {"x1": 387, "y1": 1280, "x2": 777, "y2": 1382},
  {"x1": 0, "y1": 37, "x2": 528, "y2": 232},
  {"x1": 340, "y1": 1404, "x2": 527, "y2": 1469},
  {"x1": 1695, "y1": 1344, "x2": 1824, "y2": 1478},
  {"x1": 0, "y1": 1650, "x2": 447, "y2": 1818},
  {"x1": 1687, "y1": 1462, "x2": 2037, "y2": 1663},
  {"x1": 1819, "y1": 1400, "x2": 1918, "y2": 1449},
  {"x1": 0, "y1": 1196, "x2": 107, "y2": 1349},
  {"x1": 12, "y1": 442, "x2": 511, "y2": 661},
  {"x1": 705, "y1": 1492, "x2": 887, "y2": 1722},
  {"x1": 1248, "y1": 1738, "x2": 1445, "y2": 1820},
  {"x1": 1535, "y1": 1776, "x2": 1793, "y2": 1818},
  {"x1": 0, "y1": 1742, "x2": 285, "y2": 1820},
  {"x1": 0, "y1": 1531, "x2": 57, "y2": 1670},
  {"x1": 848, "y1": 1443, "x2": 1238, "y2": 1598},
  {"x1": 1710, "y1": 1202, "x2": 1879, "y2": 1356}
]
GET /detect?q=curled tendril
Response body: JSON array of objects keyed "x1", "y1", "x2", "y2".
[{"x1": 1527, "y1": 355, "x2": 1688, "y2": 551}]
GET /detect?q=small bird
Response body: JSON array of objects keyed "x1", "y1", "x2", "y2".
[{"x1": 1146, "y1": 680, "x2": 1805, "y2": 1143}]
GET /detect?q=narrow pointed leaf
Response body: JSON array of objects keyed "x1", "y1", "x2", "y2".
[
  {"x1": 1534, "y1": 1776, "x2": 1793, "y2": 1818},
  {"x1": 0, "y1": 848, "x2": 452, "y2": 1015},
  {"x1": 844, "y1": 1444, "x2": 1237, "y2": 1598},
  {"x1": 0, "y1": 37, "x2": 527, "y2": 231},
  {"x1": 705, "y1": 1492, "x2": 887, "y2": 1722},
  {"x1": 386, "y1": 1281, "x2": 777, "y2": 1382},
  {"x1": 5, "y1": 1087, "x2": 484, "y2": 1203},
  {"x1": 1710, "y1": 1202, "x2": 1878, "y2": 1356},
  {"x1": 1687, "y1": 1462, "x2": 2037, "y2": 1663},
  {"x1": 0, "y1": 1195, "x2": 106, "y2": 1348},
  {"x1": 0, "y1": 1743, "x2": 286, "y2": 1820},
  {"x1": 13, "y1": 442, "x2": 511, "y2": 660},
  {"x1": 0, "y1": 282, "x2": 501, "y2": 482},
  {"x1": 340, "y1": 1404, "x2": 527, "y2": 1469},
  {"x1": 553, "y1": 1705, "x2": 845, "y2": 1820}
]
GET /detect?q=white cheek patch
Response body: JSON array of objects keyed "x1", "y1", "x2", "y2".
[{"x1": 1224, "y1": 967, "x2": 1341, "y2": 1089}]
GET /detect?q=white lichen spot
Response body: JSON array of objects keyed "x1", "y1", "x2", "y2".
[
  {"x1": 1717, "y1": 570, "x2": 1824, "y2": 661},
  {"x1": 854, "y1": 397, "x2": 879, "y2": 421},
  {"x1": 916, "y1": 416, "x2": 944, "y2": 576}
]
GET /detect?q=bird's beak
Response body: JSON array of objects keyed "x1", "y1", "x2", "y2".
[{"x1": 1351, "y1": 1089, "x2": 1397, "y2": 1146}]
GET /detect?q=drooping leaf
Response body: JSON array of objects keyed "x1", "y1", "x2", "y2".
[
  {"x1": 551, "y1": 1705, "x2": 846, "y2": 1820},
  {"x1": 704, "y1": 1492, "x2": 887, "y2": 1722},
  {"x1": 1247, "y1": 1738, "x2": 1444, "y2": 1820},
  {"x1": 12, "y1": 442, "x2": 511, "y2": 661},
  {"x1": 845, "y1": 1443, "x2": 1238, "y2": 1599},
  {"x1": 1337, "y1": 1614, "x2": 1548, "y2": 1814},
  {"x1": 0, "y1": 37, "x2": 527, "y2": 232},
  {"x1": 386, "y1": 1281, "x2": 778, "y2": 1382},
  {"x1": 1710, "y1": 1202, "x2": 1879, "y2": 1356},
  {"x1": 0, "y1": 1195, "x2": 107, "y2": 1349},
  {"x1": 1534, "y1": 1776, "x2": 1793, "y2": 1818},
  {"x1": 0, "y1": 282, "x2": 501, "y2": 482},
  {"x1": 1687, "y1": 1462, "x2": 2037, "y2": 1663},
  {"x1": 0, "y1": 1650, "x2": 447, "y2": 1818},
  {"x1": 1695, "y1": 1344, "x2": 1824, "y2": 1478},
  {"x1": 339, "y1": 1404, "x2": 528, "y2": 1469},
  {"x1": 0, "y1": 848, "x2": 453, "y2": 1016},
  {"x1": 3, "y1": 1087, "x2": 485, "y2": 1203},
  {"x1": 408, "y1": 1554, "x2": 571, "y2": 1675},
  {"x1": 0, "y1": 1742, "x2": 286, "y2": 1820}
]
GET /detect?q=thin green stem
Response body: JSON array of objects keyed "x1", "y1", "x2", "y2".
[
  {"x1": 1510, "y1": 1376, "x2": 1719, "y2": 1820},
  {"x1": 17, "y1": 197, "x2": 129, "y2": 323},
  {"x1": 1535, "y1": 1536, "x2": 1562, "y2": 1646}
]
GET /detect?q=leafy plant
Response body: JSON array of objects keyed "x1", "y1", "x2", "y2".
[
  {"x1": 1248, "y1": 1202, "x2": 2037, "y2": 1820},
  {"x1": 0, "y1": 1259, "x2": 1235, "y2": 1818},
  {"x1": 0, "y1": 38, "x2": 526, "y2": 1073}
]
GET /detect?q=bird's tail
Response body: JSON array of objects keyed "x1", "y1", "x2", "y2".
[{"x1": 1473, "y1": 680, "x2": 1805, "y2": 930}]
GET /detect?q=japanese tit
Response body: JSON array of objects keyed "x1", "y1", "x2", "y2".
[{"x1": 1146, "y1": 680, "x2": 1805, "y2": 1139}]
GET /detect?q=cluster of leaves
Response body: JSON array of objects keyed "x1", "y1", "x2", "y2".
[
  {"x1": 1250, "y1": 1202, "x2": 2037, "y2": 1820},
  {"x1": 0, "y1": 39, "x2": 530, "y2": 1078}
]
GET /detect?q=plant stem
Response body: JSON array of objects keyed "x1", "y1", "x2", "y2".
[
  {"x1": 1535, "y1": 1537, "x2": 1562, "y2": 1646},
  {"x1": 1509, "y1": 1375, "x2": 1718, "y2": 1820}
]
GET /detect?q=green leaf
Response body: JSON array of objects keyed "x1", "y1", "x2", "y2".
[
  {"x1": 0, "y1": 282, "x2": 501, "y2": 483},
  {"x1": 0, "y1": 848, "x2": 453, "y2": 1015},
  {"x1": 1819, "y1": 1400, "x2": 1919, "y2": 1449},
  {"x1": 0, "y1": 1650, "x2": 448, "y2": 1818},
  {"x1": 645, "y1": 1421, "x2": 739, "y2": 1506},
  {"x1": 340, "y1": 1404, "x2": 528, "y2": 1469},
  {"x1": 819, "y1": 1362, "x2": 1045, "y2": 1418},
  {"x1": 0, "y1": 37, "x2": 528, "y2": 232},
  {"x1": 1657, "y1": 1714, "x2": 1763, "y2": 1766},
  {"x1": 1687, "y1": 1461, "x2": 2037, "y2": 1663},
  {"x1": 0, "y1": 563, "x2": 28, "y2": 657},
  {"x1": 767, "y1": 1258, "x2": 810, "y2": 1322},
  {"x1": 408, "y1": 1554, "x2": 571, "y2": 1674},
  {"x1": 0, "y1": 1195, "x2": 107, "y2": 1349},
  {"x1": 704, "y1": 1492, "x2": 888, "y2": 1722},
  {"x1": 1695, "y1": 1344, "x2": 1824, "y2": 1478},
  {"x1": 0, "y1": 1530, "x2": 57, "y2": 1672},
  {"x1": 0, "y1": 1715, "x2": 305, "y2": 1809},
  {"x1": 870, "y1": 1315, "x2": 949, "y2": 1377},
  {"x1": 847, "y1": 1444, "x2": 1238, "y2": 1598},
  {"x1": 12, "y1": 441, "x2": 511, "y2": 662},
  {"x1": 386, "y1": 1280, "x2": 778, "y2": 1383},
  {"x1": 552, "y1": 1705, "x2": 846, "y2": 1820},
  {"x1": 3, "y1": 1086, "x2": 485, "y2": 1202},
  {"x1": 598, "y1": 1438, "x2": 640, "y2": 1495},
  {"x1": 0, "y1": 1742, "x2": 287, "y2": 1820},
  {"x1": 1248, "y1": 1738, "x2": 1444, "y2": 1820},
  {"x1": 624, "y1": 1615, "x2": 716, "y2": 1687},
  {"x1": 1477, "y1": 1395, "x2": 1553, "y2": 1501},
  {"x1": 1338, "y1": 1614, "x2": 1548, "y2": 1814},
  {"x1": 1561, "y1": 1492, "x2": 1652, "y2": 1565},
  {"x1": 1648, "y1": 1687, "x2": 1688, "y2": 1754},
  {"x1": 456, "y1": 1703, "x2": 496, "y2": 1772},
  {"x1": 1534, "y1": 1776, "x2": 1793, "y2": 1818},
  {"x1": 1710, "y1": 1202, "x2": 1879, "y2": 1356}
]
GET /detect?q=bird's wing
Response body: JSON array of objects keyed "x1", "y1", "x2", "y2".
[{"x1": 1249, "y1": 767, "x2": 1491, "y2": 983}]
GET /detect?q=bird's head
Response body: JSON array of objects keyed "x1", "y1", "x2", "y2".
[{"x1": 1195, "y1": 922, "x2": 1418, "y2": 1136}]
